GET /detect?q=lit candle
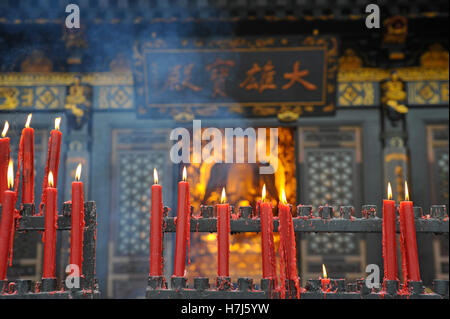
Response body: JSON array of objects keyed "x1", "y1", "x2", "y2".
[
  {"x1": 150, "y1": 168, "x2": 164, "y2": 277},
  {"x1": 321, "y1": 264, "x2": 331, "y2": 291},
  {"x1": 399, "y1": 181, "x2": 421, "y2": 282},
  {"x1": 278, "y1": 189, "x2": 298, "y2": 281},
  {"x1": 173, "y1": 167, "x2": 190, "y2": 277},
  {"x1": 382, "y1": 182, "x2": 398, "y2": 281},
  {"x1": 19, "y1": 114, "x2": 35, "y2": 204},
  {"x1": 40, "y1": 117, "x2": 62, "y2": 215},
  {"x1": 216, "y1": 188, "x2": 230, "y2": 277},
  {"x1": 0, "y1": 122, "x2": 10, "y2": 205},
  {"x1": 43, "y1": 171, "x2": 58, "y2": 279},
  {"x1": 259, "y1": 184, "x2": 277, "y2": 282},
  {"x1": 0, "y1": 160, "x2": 16, "y2": 280},
  {"x1": 70, "y1": 164, "x2": 84, "y2": 274}
]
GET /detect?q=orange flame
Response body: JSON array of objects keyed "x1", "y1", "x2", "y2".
[
  {"x1": 1, "y1": 121, "x2": 8, "y2": 138},
  {"x1": 280, "y1": 188, "x2": 287, "y2": 205},
  {"x1": 182, "y1": 166, "x2": 187, "y2": 182},
  {"x1": 220, "y1": 187, "x2": 226, "y2": 204},
  {"x1": 262, "y1": 184, "x2": 267, "y2": 201},
  {"x1": 55, "y1": 117, "x2": 61, "y2": 130},
  {"x1": 153, "y1": 168, "x2": 159, "y2": 184},
  {"x1": 75, "y1": 163, "x2": 82, "y2": 181},
  {"x1": 48, "y1": 171, "x2": 54, "y2": 188},
  {"x1": 7, "y1": 159, "x2": 13, "y2": 189},
  {"x1": 25, "y1": 113, "x2": 32, "y2": 128},
  {"x1": 387, "y1": 182, "x2": 393, "y2": 200},
  {"x1": 405, "y1": 181, "x2": 410, "y2": 201},
  {"x1": 322, "y1": 264, "x2": 328, "y2": 279}
]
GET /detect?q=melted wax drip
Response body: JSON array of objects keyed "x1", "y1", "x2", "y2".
[
  {"x1": 186, "y1": 193, "x2": 191, "y2": 265},
  {"x1": 9, "y1": 133, "x2": 23, "y2": 268},
  {"x1": 8, "y1": 209, "x2": 20, "y2": 267},
  {"x1": 39, "y1": 136, "x2": 54, "y2": 216}
]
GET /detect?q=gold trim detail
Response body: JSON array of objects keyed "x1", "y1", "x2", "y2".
[
  {"x1": 385, "y1": 153, "x2": 408, "y2": 163},
  {"x1": 338, "y1": 67, "x2": 449, "y2": 82},
  {"x1": 0, "y1": 73, "x2": 133, "y2": 86}
]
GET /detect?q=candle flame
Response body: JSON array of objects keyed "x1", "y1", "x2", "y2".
[
  {"x1": 55, "y1": 117, "x2": 61, "y2": 130},
  {"x1": 7, "y1": 159, "x2": 13, "y2": 189},
  {"x1": 1, "y1": 121, "x2": 8, "y2": 137},
  {"x1": 154, "y1": 168, "x2": 159, "y2": 184},
  {"x1": 182, "y1": 166, "x2": 187, "y2": 182},
  {"x1": 25, "y1": 113, "x2": 32, "y2": 128},
  {"x1": 404, "y1": 181, "x2": 409, "y2": 201},
  {"x1": 262, "y1": 184, "x2": 267, "y2": 201},
  {"x1": 322, "y1": 264, "x2": 328, "y2": 279},
  {"x1": 387, "y1": 182, "x2": 393, "y2": 200},
  {"x1": 220, "y1": 187, "x2": 226, "y2": 204},
  {"x1": 48, "y1": 171, "x2": 54, "y2": 188},
  {"x1": 75, "y1": 163, "x2": 82, "y2": 181},
  {"x1": 280, "y1": 188, "x2": 287, "y2": 205}
]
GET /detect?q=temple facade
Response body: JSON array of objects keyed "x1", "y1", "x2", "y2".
[{"x1": 0, "y1": 0, "x2": 448, "y2": 298}]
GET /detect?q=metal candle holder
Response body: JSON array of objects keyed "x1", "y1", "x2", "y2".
[
  {"x1": 0, "y1": 201, "x2": 100, "y2": 299},
  {"x1": 147, "y1": 204, "x2": 449, "y2": 299},
  {"x1": 146, "y1": 276, "x2": 448, "y2": 299},
  {"x1": 161, "y1": 204, "x2": 448, "y2": 233}
]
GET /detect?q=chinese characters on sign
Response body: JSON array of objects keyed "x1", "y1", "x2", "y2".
[
  {"x1": 160, "y1": 59, "x2": 317, "y2": 97},
  {"x1": 134, "y1": 37, "x2": 338, "y2": 117},
  {"x1": 240, "y1": 61, "x2": 277, "y2": 93},
  {"x1": 206, "y1": 58, "x2": 235, "y2": 98}
]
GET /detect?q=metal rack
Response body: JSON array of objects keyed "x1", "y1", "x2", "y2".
[
  {"x1": 0, "y1": 201, "x2": 100, "y2": 299},
  {"x1": 146, "y1": 204, "x2": 449, "y2": 299}
]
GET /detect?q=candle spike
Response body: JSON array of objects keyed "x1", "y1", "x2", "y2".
[
  {"x1": 280, "y1": 188, "x2": 287, "y2": 205},
  {"x1": 322, "y1": 264, "x2": 328, "y2": 279},
  {"x1": 7, "y1": 159, "x2": 13, "y2": 189},
  {"x1": 25, "y1": 113, "x2": 32, "y2": 128},
  {"x1": 221, "y1": 187, "x2": 226, "y2": 204},
  {"x1": 404, "y1": 181, "x2": 409, "y2": 201},
  {"x1": 182, "y1": 166, "x2": 187, "y2": 182},
  {"x1": 1, "y1": 121, "x2": 8, "y2": 137},
  {"x1": 55, "y1": 117, "x2": 61, "y2": 130},
  {"x1": 75, "y1": 163, "x2": 82, "y2": 181},
  {"x1": 387, "y1": 182, "x2": 393, "y2": 200},
  {"x1": 48, "y1": 171, "x2": 54, "y2": 188},
  {"x1": 153, "y1": 168, "x2": 159, "y2": 184}
]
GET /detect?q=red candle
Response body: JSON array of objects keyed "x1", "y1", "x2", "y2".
[
  {"x1": 216, "y1": 188, "x2": 230, "y2": 277},
  {"x1": 399, "y1": 204, "x2": 409, "y2": 284},
  {"x1": 70, "y1": 164, "x2": 84, "y2": 274},
  {"x1": 20, "y1": 114, "x2": 35, "y2": 204},
  {"x1": 173, "y1": 167, "x2": 190, "y2": 277},
  {"x1": 150, "y1": 168, "x2": 164, "y2": 276},
  {"x1": 0, "y1": 121, "x2": 10, "y2": 205},
  {"x1": 399, "y1": 181, "x2": 421, "y2": 282},
  {"x1": 259, "y1": 184, "x2": 277, "y2": 282},
  {"x1": 278, "y1": 189, "x2": 298, "y2": 281},
  {"x1": 0, "y1": 160, "x2": 16, "y2": 280},
  {"x1": 40, "y1": 117, "x2": 62, "y2": 215},
  {"x1": 42, "y1": 171, "x2": 58, "y2": 279},
  {"x1": 321, "y1": 264, "x2": 331, "y2": 291},
  {"x1": 382, "y1": 182, "x2": 398, "y2": 281}
]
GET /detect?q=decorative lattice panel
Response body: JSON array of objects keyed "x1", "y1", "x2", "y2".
[
  {"x1": 306, "y1": 149, "x2": 355, "y2": 209},
  {"x1": 107, "y1": 128, "x2": 173, "y2": 298},
  {"x1": 115, "y1": 152, "x2": 165, "y2": 256},
  {"x1": 428, "y1": 124, "x2": 449, "y2": 280},
  {"x1": 299, "y1": 126, "x2": 365, "y2": 282},
  {"x1": 436, "y1": 151, "x2": 449, "y2": 204}
]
